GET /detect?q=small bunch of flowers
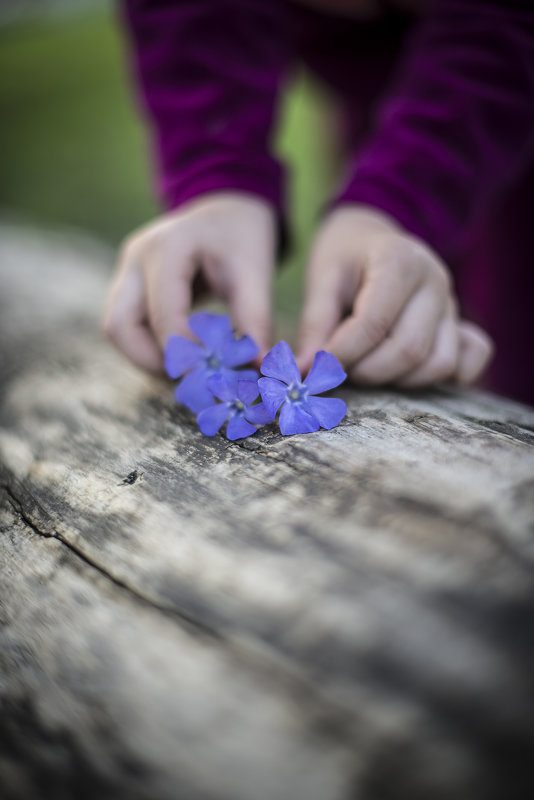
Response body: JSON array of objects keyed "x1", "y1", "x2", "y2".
[{"x1": 165, "y1": 312, "x2": 347, "y2": 440}]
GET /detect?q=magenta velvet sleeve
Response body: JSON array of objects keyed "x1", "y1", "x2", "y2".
[
  {"x1": 331, "y1": 0, "x2": 534, "y2": 260},
  {"x1": 122, "y1": 0, "x2": 290, "y2": 215}
]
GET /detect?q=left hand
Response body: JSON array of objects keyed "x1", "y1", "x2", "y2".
[{"x1": 296, "y1": 205, "x2": 493, "y2": 387}]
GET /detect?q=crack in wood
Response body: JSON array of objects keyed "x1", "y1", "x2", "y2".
[
  {"x1": 2, "y1": 482, "x2": 223, "y2": 642},
  {"x1": 0, "y1": 483, "x2": 371, "y2": 739},
  {"x1": 118, "y1": 469, "x2": 144, "y2": 486}
]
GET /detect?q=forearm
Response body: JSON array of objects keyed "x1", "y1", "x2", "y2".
[{"x1": 121, "y1": 0, "x2": 291, "y2": 213}]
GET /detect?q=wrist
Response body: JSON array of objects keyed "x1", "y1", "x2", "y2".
[
  {"x1": 326, "y1": 203, "x2": 404, "y2": 233},
  {"x1": 167, "y1": 190, "x2": 287, "y2": 260}
]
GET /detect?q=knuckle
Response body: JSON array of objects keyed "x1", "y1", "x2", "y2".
[
  {"x1": 401, "y1": 258, "x2": 422, "y2": 286},
  {"x1": 370, "y1": 238, "x2": 398, "y2": 269},
  {"x1": 401, "y1": 234, "x2": 433, "y2": 264},
  {"x1": 398, "y1": 234, "x2": 424, "y2": 258},
  {"x1": 394, "y1": 236, "x2": 448, "y2": 285},
  {"x1": 397, "y1": 236, "x2": 421, "y2": 261},
  {"x1": 144, "y1": 228, "x2": 164, "y2": 259},
  {"x1": 118, "y1": 232, "x2": 141, "y2": 265}
]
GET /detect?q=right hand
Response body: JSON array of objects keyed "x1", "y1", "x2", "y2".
[{"x1": 103, "y1": 192, "x2": 276, "y2": 373}]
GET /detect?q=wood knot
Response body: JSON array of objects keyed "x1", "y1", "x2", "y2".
[{"x1": 119, "y1": 469, "x2": 143, "y2": 486}]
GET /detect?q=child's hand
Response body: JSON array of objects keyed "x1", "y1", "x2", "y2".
[
  {"x1": 103, "y1": 192, "x2": 276, "y2": 373},
  {"x1": 297, "y1": 206, "x2": 493, "y2": 387}
]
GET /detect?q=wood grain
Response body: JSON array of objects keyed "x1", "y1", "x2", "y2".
[{"x1": 1, "y1": 223, "x2": 533, "y2": 800}]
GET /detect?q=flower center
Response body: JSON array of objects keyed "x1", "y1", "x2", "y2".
[
  {"x1": 206, "y1": 354, "x2": 220, "y2": 369},
  {"x1": 231, "y1": 399, "x2": 245, "y2": 414},
  {"x1": 287, "y1": 383, "x2": 307, "y2": 403}
]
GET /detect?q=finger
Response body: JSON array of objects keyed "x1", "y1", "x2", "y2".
[
  {"x1": 396, "y1": 313, "x2": 459, "y2": 388},
  {"x1": 103, "y1": 265, "x2": 163, "y2": 374},
  {"x1": 296, "y1": 265, "x2": 345, "y2": 375},
  {"x1": 144, "y1": 236, "x2": 196, "y2": 350},
  {"x1": 227, "y1": 256, "x2": 274, "y2": 360},
  {"x1": 348, "y1": 286, "x2": 444, "y2": 384},
  {"x1": 454, "y1": 321, "x2": 494, "y2": 385},
  {"x1": 325, "y1": 257, "x2": 424, "y2": 367}
]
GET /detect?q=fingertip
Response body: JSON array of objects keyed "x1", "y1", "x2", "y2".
[
  {"x1": 295, "y1": 348, "x2": 315, "y2": 377},
  {"x1": 455, "y1": 321, "x2": 495, "y2": 385},
  {"x1": 106, "y1": 319, "x2": 164, "y2": 374},
  {"x1": 144, "y1": 248, "x2": 194, "y2": 349},
  {"x1": 297, "y1": 310, "x2": 341, "y2": 373},
  {"x1": 243, "y1": 325, "x2": 271, "y2": 363},
  {"x1": 143, "y1": 354, "x2": 166, "y2": 376},
  {"x1": 323, "y1": 326, "x2": 355, "y2": 371},
  {"x1": 230, "y1": 301, "x2": 272, "y2": 363},
  {"x1": 298, "y1": 263, "x2": 344, "y2": 350},
  {"x1": 251, "y1": 345, "x2": 269, "y2": 371}
]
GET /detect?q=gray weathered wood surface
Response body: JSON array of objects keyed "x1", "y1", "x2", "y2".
[{"x1": 1, "y1": 222, "x2": 534, "y2": 800}]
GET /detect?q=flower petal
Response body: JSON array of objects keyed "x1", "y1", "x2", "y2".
[
  {"x1": 237, "y1": 379, "x2": 259, "y2": 406},
  {"x1": 188, "y1": 312, "x2": 232, "y2": 351},
  {"x1": 234, "y1": 368, "x2": 259, "y2": 382},
  {"x1": 304, "y1": 351, "x2": 346, "y2": 395},
  {"x1": 304, "y1": 396, "x2": 347, "y2": 430},
  {"x1": 279, "y1": 402, "x2": 320, "y2": 436},
  {"x1": 260, "y1": 341, "x2": 300, "y2": 384},
  {"x1": 258, "y1": 377, "x2": 288, "y2": 418},
  {"x1": 206, "y1": 372, "x2": 238, "y2": 402},
  {"x1": 244, "y1": 402, "x2": 274, "y2": 425},
  {"x1": 226, "y1": 415, "x2": 257, "y2": 440},
  {"x1": 175, "y1": 366, "x2": 215, "y2": 413},
  {"x1": 220, "y1": 334, "x2": 259, "y2": 368},
  {"x1": 164, "y1": 335, "x2": 205, "y2": 379},
  {"x1": 197, "y1": 403, "x2": 231, "y2": 436}
]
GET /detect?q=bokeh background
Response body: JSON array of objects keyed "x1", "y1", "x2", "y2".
[{"x1": 0, "y1": 0, "x2": 335, "y2": 327}]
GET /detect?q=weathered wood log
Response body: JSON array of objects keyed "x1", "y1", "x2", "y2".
[{"x1": 1, "y1": 222, "x2": 533, "y2": 800}]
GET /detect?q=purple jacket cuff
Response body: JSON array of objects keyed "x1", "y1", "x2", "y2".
[
  {"x1": 160, "y1": 160, "x2": 289, "y2": 257},
  {"x1": 159, "y1": 156, "x2": 285, "y2": 218}
]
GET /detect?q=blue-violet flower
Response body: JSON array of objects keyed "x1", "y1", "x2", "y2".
[
  {"x1": 165, "y1": 312, "x2": 258, "y2": 413},
  {"x1": 258, "y1": 341, "x2": 347, "y2": 435},
  {"x1": 198, "y1": 373, "x2": 274, "y2": 440}
]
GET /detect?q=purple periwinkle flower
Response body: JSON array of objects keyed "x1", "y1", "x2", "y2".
[
  {"x1": 197, "y1": 373, "x2": 274, "y2": 440},
  {"x1": 165, "y1": 312, "x2": 259, "y2": 413},
  {"x1": 258, "y1": 341, "x2": 347, "y2": 436}
]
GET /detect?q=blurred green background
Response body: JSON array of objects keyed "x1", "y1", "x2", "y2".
[{"x1": 0, "y1": 2, "x2": 334, "y2": 322}]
